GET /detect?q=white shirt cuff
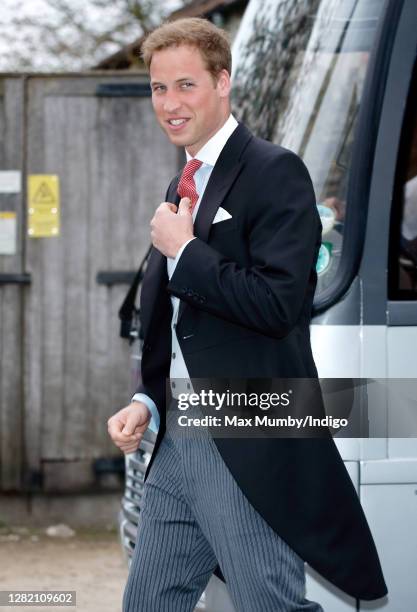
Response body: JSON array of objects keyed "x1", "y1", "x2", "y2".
[
  {"x1": 168, "y1": 237, "x2": 196, "y2": 279},
  {"x1": 131, "y1": 393, "x2": 160, "y2": 433}
]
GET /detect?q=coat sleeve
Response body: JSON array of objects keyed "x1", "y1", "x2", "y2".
[{"x1": 167, "y1": 151, "x2": 321, "y2": 339}]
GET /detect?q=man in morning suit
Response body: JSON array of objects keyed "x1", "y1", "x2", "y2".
[{"x1": 107, "y1": 17, "x2": 387, "y2": 612}]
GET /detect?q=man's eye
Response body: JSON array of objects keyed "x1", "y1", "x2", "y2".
[
  {"x1": 152, "y1": 85, "x2": 165, "y2": 92},
  {"x1": 181, "y1": 82, "x2": 194, "y2": 89}
]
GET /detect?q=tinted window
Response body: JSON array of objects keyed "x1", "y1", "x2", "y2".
[
  {"x1": 388, "y1": 62, "x2": 417, "y2": 299},
  {"x1": 232, "y1": 0, "x2": 384, "y2": 295}
]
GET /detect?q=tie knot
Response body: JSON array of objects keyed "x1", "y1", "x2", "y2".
[{"x1": 182, "y1": 158, "x2": 203, "y2": 179}]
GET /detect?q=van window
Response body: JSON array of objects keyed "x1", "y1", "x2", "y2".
[
  {"x1": 232, "y1": 0, "x2": 384, "y2": 295},
  {"x1": 388, "y1": 61, "x2": 417, "y2": 299}
]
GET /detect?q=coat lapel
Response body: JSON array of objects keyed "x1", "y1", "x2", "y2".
[
  {"x1": 177, "y1": 123, "x2": 252, "y2": 322},
  {"x1": 193, "y1": 160, "x2": 244, "y2": 242},
  {"x1": 142, "y1": 123, "x2": 253, "y2": 332}
]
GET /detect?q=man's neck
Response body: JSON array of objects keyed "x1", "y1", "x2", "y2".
[
  {"x1": 185, "y1": 112, "x2": 231, "y2": 159},
  {"x1": 185, "y1": 113, "x2": 238, "y2": 165}
]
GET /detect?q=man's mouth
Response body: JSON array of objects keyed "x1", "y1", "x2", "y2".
[
  {"x1": 168, "y1": 118, "x2": 187, "y2": 125},
  {"x1": 166, "y1": 118, "x2": 190, "y2": 130}
]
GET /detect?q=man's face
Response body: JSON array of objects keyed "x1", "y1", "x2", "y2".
[{"x1": 150, "y1": 44, "x2": 231, "y2": 157}]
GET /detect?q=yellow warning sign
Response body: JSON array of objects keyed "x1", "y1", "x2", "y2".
[{"x1": 27, "y1": 175, "x2": 60, "y2": 237}]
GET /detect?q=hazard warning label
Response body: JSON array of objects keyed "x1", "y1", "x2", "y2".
[{"x1": 27, "y1": 175, "x2": 60, "y2": 237}]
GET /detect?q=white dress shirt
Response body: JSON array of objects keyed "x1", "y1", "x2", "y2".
[{"x1": 133, "y1": 114, "x2": 238, "y2": 432}]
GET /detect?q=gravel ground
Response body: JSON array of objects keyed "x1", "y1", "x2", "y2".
[{"x1": 0, "y1": 526, "x2": 128, "y2": 612}]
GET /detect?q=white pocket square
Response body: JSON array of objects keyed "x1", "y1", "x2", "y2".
[{"x1": 213, "y1": 207, "x2": 232, "y2": 224}]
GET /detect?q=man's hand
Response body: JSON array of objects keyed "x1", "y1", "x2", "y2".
[
  {"x1": 150, "y1": 197, "x2": 194, "y2": 258},
  {"x1": 107, "y1": 401, "x2": 151, "y2": 454}
]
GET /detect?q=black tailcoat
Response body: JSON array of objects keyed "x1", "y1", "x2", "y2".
[{"x1": 136, "y1": 123, "x2": 387, "y2": 601}]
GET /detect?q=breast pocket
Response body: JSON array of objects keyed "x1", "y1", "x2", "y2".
[{"x1": 209, "y1": 218, "x2": 238, "y2": 237}]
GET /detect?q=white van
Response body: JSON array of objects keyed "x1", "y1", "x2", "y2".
[{"x1": 120, "y1": 1, "x2": 417, "y2": 609}]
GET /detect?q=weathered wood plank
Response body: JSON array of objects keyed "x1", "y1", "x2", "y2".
[
  {"x1": 0, "y1": 77, "x2": 24, "y2": 491},
  {"x1": 22, "y1": 75, "x2": 179, "y2": 487},
  {"x1": 24, "y1": 77, "x2": 50, "y2": 483},
  {"x1": 0, "y1": 285, "x2": 23, "y2": 488}
]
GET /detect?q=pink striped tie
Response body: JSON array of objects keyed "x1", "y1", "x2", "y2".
[{"x1": 177, "y1": 158, "x2": 203, "y2": 212}]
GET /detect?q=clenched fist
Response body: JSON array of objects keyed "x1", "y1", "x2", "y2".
[
  {"x1": 107, "y1": 401, "x2": 151, "y2": 454},
  {"x1": 150, "y1": 197, "x2": 194, "y2": 258}
]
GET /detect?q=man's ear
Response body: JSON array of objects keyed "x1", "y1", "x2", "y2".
[{"x1": 216, "y1": 69, "x2": 231, "y2": 98}]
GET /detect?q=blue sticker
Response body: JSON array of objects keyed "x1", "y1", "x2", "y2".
[
  {"x1": 317, "y1": 204, "x2": 335, "y2": 235},
  {"x1": 316, "y1": 243, "x2": 332, "y2": 275}
]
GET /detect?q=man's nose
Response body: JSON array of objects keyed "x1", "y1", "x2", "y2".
[{"x1": 163, "y1": 92, "x2": 181, "y2": 114}]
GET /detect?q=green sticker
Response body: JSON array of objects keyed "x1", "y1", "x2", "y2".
[{"x1": 316, "y1": 242, "x2": 332, "y2": 275}]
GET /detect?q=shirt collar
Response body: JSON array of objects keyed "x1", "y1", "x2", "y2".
[{"x1": 185, "y1": 114, "x2": 238, "y2": 166}]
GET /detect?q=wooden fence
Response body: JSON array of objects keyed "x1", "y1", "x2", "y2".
[{"x1": 0, "y1": 73, "x2": 180, "y2": 492}]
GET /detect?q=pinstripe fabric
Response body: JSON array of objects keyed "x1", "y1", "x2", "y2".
[{"x1": 123, "y1": 412, "x2": 324, "y2": 611}]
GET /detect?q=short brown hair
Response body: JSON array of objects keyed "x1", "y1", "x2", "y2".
[{"x1": 141, "y1": 17, "x2": 232, "y2": 80}]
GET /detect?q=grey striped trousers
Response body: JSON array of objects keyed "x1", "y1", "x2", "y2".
[{"x1": 123, "y1": 414, "x2": 324, "y2": 612}]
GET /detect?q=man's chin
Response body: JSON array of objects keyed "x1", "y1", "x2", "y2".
[
  {"x1": 170, "y1": 138, "x2": 199, "y2": 156},
  {"x1": 164, "y1": 131, "x2": 191, "y2": 147}
]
